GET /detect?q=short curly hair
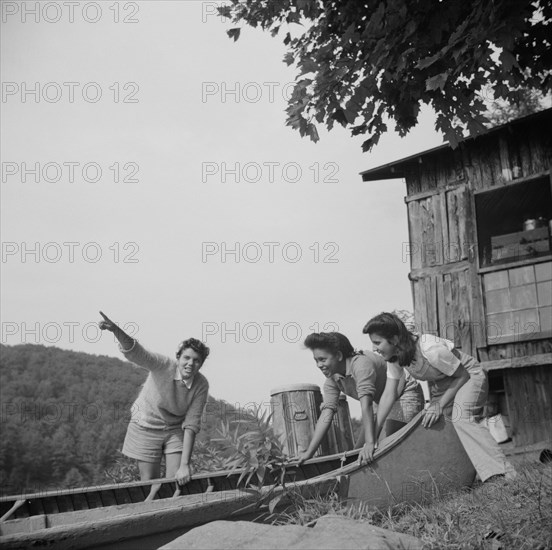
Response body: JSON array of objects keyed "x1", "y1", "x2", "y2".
[
  {"x1": 303, "y1": 332, "x2": 356, "y2": 358},
  {"x1": 176, "y1": 338, "x2": 210, "y2": 364}
]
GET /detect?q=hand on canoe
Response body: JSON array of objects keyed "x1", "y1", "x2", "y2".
[
  {"x1": 358, "y1": 442, "x2": 376, "y2": 465},
  {"x1": 422, "y1": 402, "x2": 442, "y2": 428},
  {"x1": 294, "y1": 451, "x2": 313, "y2": 465},
  {"x1": 175, "y1": 464, "x2": 192, "y2": 485}
]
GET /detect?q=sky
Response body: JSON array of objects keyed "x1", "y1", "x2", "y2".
[{"x1": 0, "y1": 1, "x2": 445, "y2": 418}]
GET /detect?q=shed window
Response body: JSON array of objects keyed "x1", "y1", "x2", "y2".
[
  {"x1": 475, "y1": 176, "x2": 552, "y2": 268},
  {"x1": 483, "y1": 262, "x2": 552, "y2": 344}
]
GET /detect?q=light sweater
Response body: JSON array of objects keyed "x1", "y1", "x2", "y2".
[{"x1": 122, "y1": 342, "x2": 209, "y2": 433}]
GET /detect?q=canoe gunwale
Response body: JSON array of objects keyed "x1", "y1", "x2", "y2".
[{"x1": 0, "y1": 451, "x2": 359, "y2": 504}]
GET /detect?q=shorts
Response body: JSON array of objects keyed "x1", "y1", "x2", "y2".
[{"x1": 122, "y1": 422, "x2": 184, "y2": 463}]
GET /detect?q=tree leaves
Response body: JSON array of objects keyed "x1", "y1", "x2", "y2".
[
  {"x1": 283, "y1": 52, "x2": 295, "y2": 66},
  {"x1": 426, "y1": 73, "x2": 449, "y2": 91},
  {"x1": 227, "y1": 28, "x2": 241, "y2": 42},
  {"x1": 500, "y1": 50, "x2": 517, "y2": 73},
  {"x1": 220, "y1": 0, "x2": 552, "y2": 151},
  {"x1": 417, "y1": 52, "x2": 442, "y2": 70},
  {"x1": 331, "y1": 108, "x2": 348, "y2": 126},
  {"x1": 307, "y1": 123, "x2": 320, "y2": 142},
  {"x1": 299, "y1": 58, "x2": 319, "y2": 75},
  {"x1": 362, "y1": 135, "x2": 379, "y2": 153}
]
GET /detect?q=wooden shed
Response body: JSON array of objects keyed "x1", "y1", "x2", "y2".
[{"x1": 361, "y1": 108, "x2": 552, "y2": 448}]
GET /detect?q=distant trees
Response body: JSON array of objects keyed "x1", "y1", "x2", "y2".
[
  {"x1": 484, "y1": 87, "x2": 551, "y2": 126},
  {"x1": 0, "y1": 344, "x2": 146, "y2": 494}
]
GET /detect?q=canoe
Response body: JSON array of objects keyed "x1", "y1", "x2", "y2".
[
  {"x1": 0, "y1": 458, "x2": 355, "y2": 549},
  {"x1": 0, "y1": 412, "x2": 475, "y2": 549},
  {"x1": 326, "y1": 410, "x2": 476, "y2": 509}
]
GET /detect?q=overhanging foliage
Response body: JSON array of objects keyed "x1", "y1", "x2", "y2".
[{"x1": 219, "y1": 0, "x2": 552, "y2": 150}]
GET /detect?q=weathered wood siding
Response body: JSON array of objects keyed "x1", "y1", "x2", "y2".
[
  {"x1": 406, "y1": 184, "x2": 486, "y2": 356},
  {"x1": 405, "y1": 114, "x2": 552, "y2": 195},
  {"x1": 480, "y1": 339, "x2": 552, "y2": 361},
  {"x1": 404, "y1": 112, "x2": 552, "y2": 360},
  {"x1": 410, "y1": 267, "x2": 482, "y2": 354},
  {"x1": 406, "y1": 185, "x2": 471, "y2": 269},
  {"x1": 503, "y1": 365, "x2": 552, "y2": 446}
]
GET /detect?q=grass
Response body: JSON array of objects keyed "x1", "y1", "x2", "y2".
[{"x1": 267, "y1": 462, "x2": 552, "y2": 549}]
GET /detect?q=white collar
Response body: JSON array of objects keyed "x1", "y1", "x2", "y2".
[{"x1": 174, "y1": 369, "x2": 194, "y2": 389}]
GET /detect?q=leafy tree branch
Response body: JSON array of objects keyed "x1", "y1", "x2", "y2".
[{"x1": 219, "y1": 0, "x2": 551, "y2": 150}]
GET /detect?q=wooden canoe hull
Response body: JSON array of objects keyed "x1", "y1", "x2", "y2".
[
  {"x1": 0, "y1": 480, "x2": 343, "y2": 550},
  {"x1": 0, "y1": 412, "x2": 475, "y2": 549},
  {"x1": 0, "y1": 489, "x2": 271, "y2": 550},
  {"x1": 339, "y1": 411, "x2": 476, "y2": 508},
  {"x1": 0, "y1": 458, "x2": 354, "y2": 523}
]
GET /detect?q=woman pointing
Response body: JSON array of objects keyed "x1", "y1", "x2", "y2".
[{"x1": 98, "y1": 311, "x2": 210, "y2": 499}]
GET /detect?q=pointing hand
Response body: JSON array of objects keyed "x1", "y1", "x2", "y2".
[{"x1": 98, "y1": 311, "x2": 117, "y2": 332}]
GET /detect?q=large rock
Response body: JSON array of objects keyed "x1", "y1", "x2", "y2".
[{"x1": 159, "y1": 515, "x2": 422, "y2": 549}]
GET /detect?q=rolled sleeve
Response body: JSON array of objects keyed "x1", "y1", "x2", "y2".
[
  {"x1": 350, "y1": 357, "x2": 377, "y2": 400},
  {"x1": 387, "y1": 362, "x2": 404, "y2": 380},
  {"x1": 423, "y1": 344, "x2": 461, "y2": 376},
  {"x1": 322, "y1": 378, "x2": 340, "y2": 412},
  {"x1": 181, "y1": 384, "x2": 209, "y2": 434}
]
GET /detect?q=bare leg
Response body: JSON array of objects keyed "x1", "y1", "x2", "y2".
[
  {"x1": 138, "y1": 460, "x2": 161, "y2": 501},
  {"x1": 165, "y1": 453, "x2": 183, "y2": 497}
]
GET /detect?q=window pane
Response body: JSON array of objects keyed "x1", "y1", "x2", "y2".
[
  {"x1": 484, "y1": 271, "x2": 509, "y2": 291},
  {"x1": 537, "y1": 282, "x2": 552, "y2": 307},
  {"x1": 512, "y1": 309, "x2": 540, "y2": 336},
  {"x1": 485, "y1": 289, "x2": 512, "y2": 313},
  {"x1": 509, "y1": 266, "x2": 535, "y2": 287},
  {"x1": 535, "y1": 262, "x2": 552, "y2": 282},
  {"x1": 487, "y1": 312, "x2": 514, "y2": 341},
  {"x1": 539, "y1": 307, "x2": 552, "y2": 331},
  {"x1": 510, "y1": 285, "x2": 537, "y2": 310}
]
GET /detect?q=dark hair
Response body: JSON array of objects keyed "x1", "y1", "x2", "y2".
[
  {"x1": 303, "y1": 332, "x2": 356, "y2": 359},
  {"x1": 176, "y1": 338, "x2": 210, "y2": 364},
  {"x1": 362, "y1": 312, "x2": 417, "y2": 366}
]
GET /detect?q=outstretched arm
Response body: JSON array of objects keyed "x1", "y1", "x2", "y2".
[
  {"x1": 296, "y1": 408, "x2": 334, "y2": 464},
  {"x1": 99, "y1": 311, "x2": 169, "y2": 371},
  {"x1": 98, "y1": 311, "x2": 135, "y2": 350},
  {"x1": 358, "y1": 395, "x2": 376, "y2": 464},
  {"x1": 174, "y1": 386, "x2": 208, "y2": 485},
  {"x1": 175, "y1": 429, "x2": 196, "y2": 484},
  {"x1": 374, "y1": 377, "x2": 400, "y2": 439}
]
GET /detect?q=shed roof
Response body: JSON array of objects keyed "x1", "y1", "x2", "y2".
[{"x1": 360, "y1": 107, "x2": 552, "y2": 182}]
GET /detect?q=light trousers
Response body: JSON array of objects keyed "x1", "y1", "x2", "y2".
[{"x1": 431, "y1": 365, "x2": 516, "y2": 482}]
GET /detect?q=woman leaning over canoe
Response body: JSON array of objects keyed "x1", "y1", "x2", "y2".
[
  {"x1": 98, "y1": 311, "x2": 210, "y2": 500},
  {"x1": 297, "y1": 332, "x2": 424, "y2": 465},
  {"x1": 363, "y1": 312, "x2": 515, "y2": 482}
]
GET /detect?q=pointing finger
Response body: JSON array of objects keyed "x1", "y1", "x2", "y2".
[{"x1": 99, "y1": 311, "x2": 110, "y2": 321}]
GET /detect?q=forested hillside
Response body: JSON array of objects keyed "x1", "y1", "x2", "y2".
[{"x1": 0, "y1": 344, "x2": 254, "y2": 496}]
